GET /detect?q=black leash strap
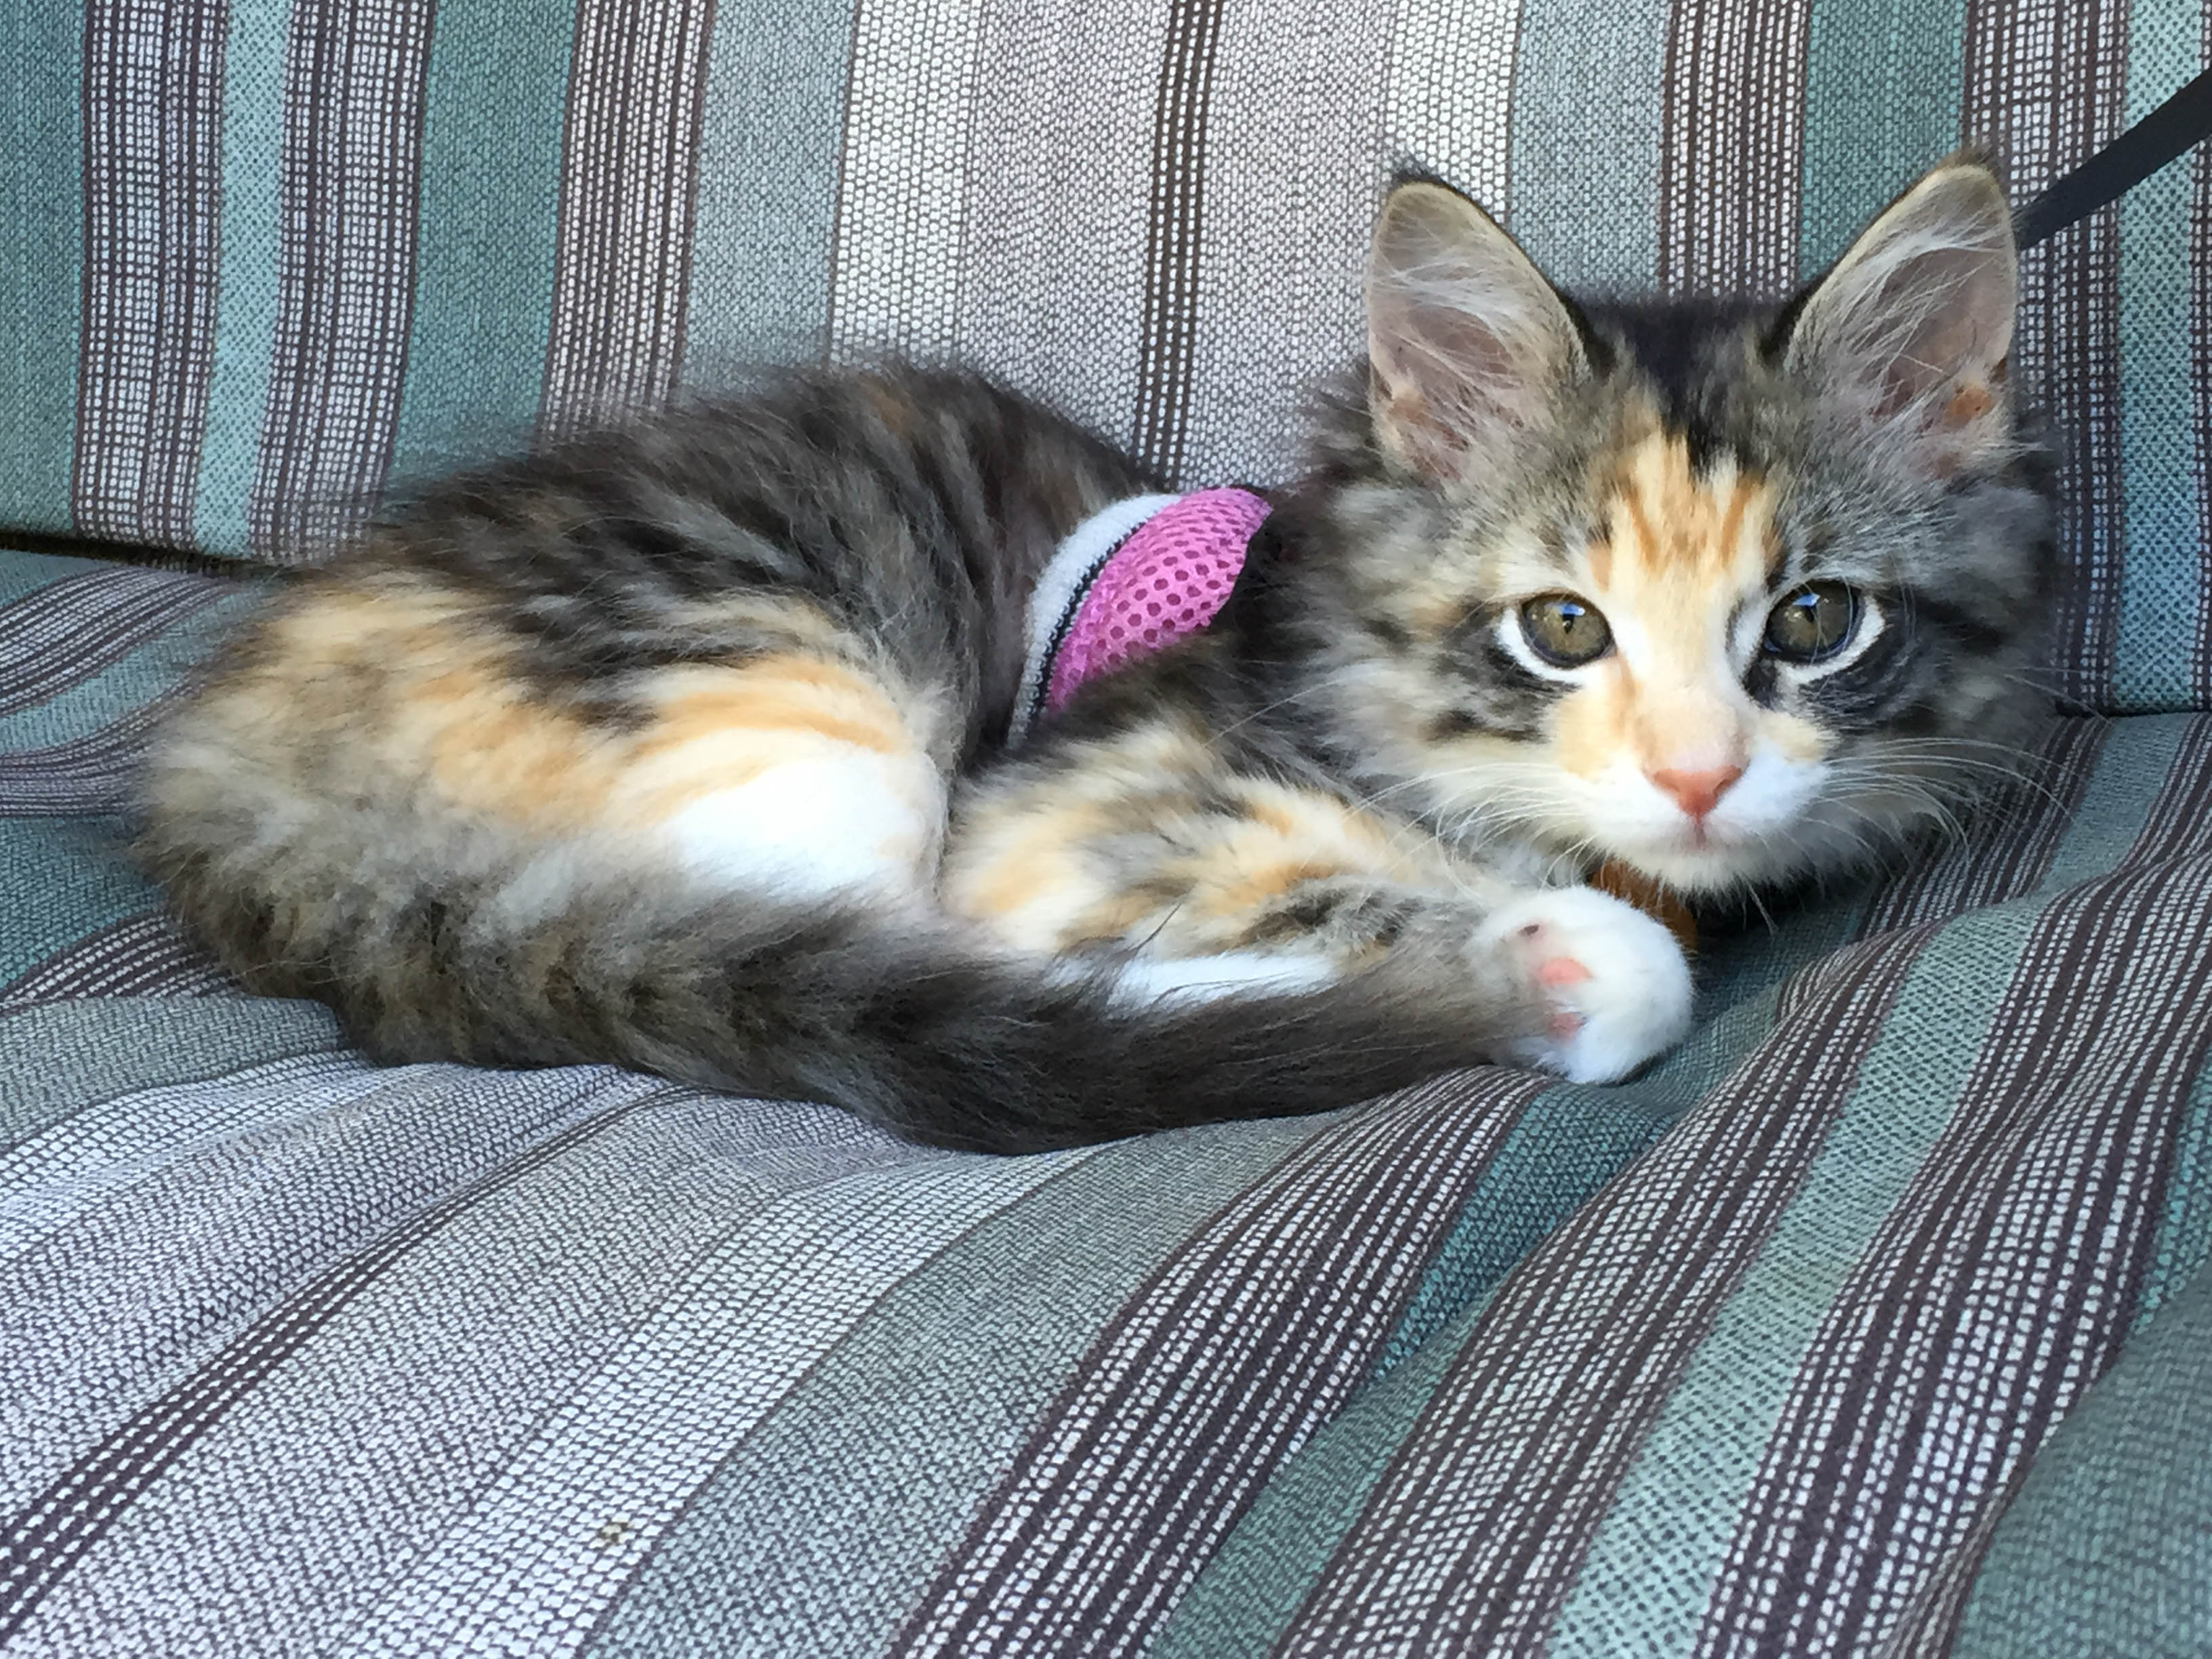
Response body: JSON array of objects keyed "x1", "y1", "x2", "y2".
[{"x1": 2015, "y1": 65, "x2": 2212, "y2": 247}]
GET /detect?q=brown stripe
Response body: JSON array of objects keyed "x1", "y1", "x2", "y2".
[
  {"x1": 70, "y1": 0, "x2": 226, "y2": 547},
  {"x1": 1130, "y1": 0, "x2": 1230, "y2": 483},
  {"x1": 0, "y1": 912, "x2": 232, "y2": 1011},
  {"x1": 1702, "y1": 717, "x2": 2212, "y2": 1656},
  {"x1": 538, "y1": 0, "x2": 715, "y2": 434},
  {"x1": 247, "y1": 0, "x2": 435, "y2": 560},
  {"x1": 0, "y1": 704, "x2": 170, "y2": 817},
  {"x1": 1656, "y1": 0, "x2": 1813, "y2": 297},
  {"x1": 0, "y1": 568, "x2": 232, "y2": 717},
  {"x1": 1272, "y1": 924, "x2": 1940, "y2": 1658},
  {"x1": 1962, "y1": 0, "x2": 2129, "y2": 710},
  {"x1": 893, "y1": 1072, "x2": 1545, "y2": 1658},
  {"x1": 1855, "y1": 716, "x2": 2108, "y2": 938}
]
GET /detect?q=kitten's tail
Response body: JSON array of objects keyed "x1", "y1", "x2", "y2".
[{"x1": 171, "y1": 864, "x2": 1532, "y2": 1152}]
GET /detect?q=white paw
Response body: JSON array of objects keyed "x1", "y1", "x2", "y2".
[{"x1": 1478, "y1": 886, "x2": 1693, "y2": 1083}]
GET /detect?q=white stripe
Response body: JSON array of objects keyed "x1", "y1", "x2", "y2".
[
  {"x1": 1175, "y1": 0, "x2": 1396, "y2": 488},
  {"x1": 829, "y1": 0, "x2": 990, "y2": 360},
  {"x1": 1382, "y1": 0, "x2": 1521, "y2": 212},
  {"x1": 0, "y1": 1052, "x2": 370, "y2": 1258},
  {"x1": 339, "y1": 1149, "x2": 1091, "y2": 1659}
]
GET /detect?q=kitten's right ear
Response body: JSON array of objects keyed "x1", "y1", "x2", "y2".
[{"x1": 1365, "y1": 181, "x2": 1584, "y2": 485}]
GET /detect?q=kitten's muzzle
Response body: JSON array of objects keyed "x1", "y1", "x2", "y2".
[{"x1": 1646, "y1": 762, "x2": 1743, "y2": 823}]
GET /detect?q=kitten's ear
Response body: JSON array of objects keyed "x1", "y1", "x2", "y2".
[
  {"x1": 1782, "y1": 159, "x2": 2018, "y2": 475},
  {"x1": 1365, "y1": 181, "x2": 1585, "y2": 484}
]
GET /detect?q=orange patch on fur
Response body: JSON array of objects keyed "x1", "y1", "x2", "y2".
[
  {"x1": 258, "y1": 579, "x2": 936, "y2": 844},
  {"x1": 1603, "y1": 434, "x2": 1776, "y2": 585},
  {"x1": 1591, "y1": 859, "x2": 1697, "y2": 951},
  {"x1": 639, "y1": 657, "x2": 907, "y2": 760}
]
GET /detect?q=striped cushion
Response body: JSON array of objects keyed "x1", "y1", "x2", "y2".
[
  {"x1": 5, "y1": 549, "x2": 2211, "y2": 1651},
  {"x1": 1, "y1": 1, "x2": 2207, "y2": 712}
]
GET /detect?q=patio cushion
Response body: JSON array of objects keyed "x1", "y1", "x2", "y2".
[
  {"x1": 1, "y1": 0, "x2": 2207, "y2": 711},
  {"x1": 4, "y1": 547, "x2": 2208, "y2": 1652}
]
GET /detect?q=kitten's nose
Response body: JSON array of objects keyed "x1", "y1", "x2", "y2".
[{"x1": 1648, "y1": 763, "x2": 1744, "y2": 822}]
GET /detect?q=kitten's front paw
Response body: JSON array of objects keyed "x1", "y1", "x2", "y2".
[{"x1": 1479, "y1": 886, "x2": 1693, "y2": 1083}]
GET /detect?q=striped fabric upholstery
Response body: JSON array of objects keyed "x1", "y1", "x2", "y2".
[
  {"x1": 5, "y1": 553, "x2": 2211, "y2": 1652},
  {"x1": 0, "y1": 0, "x2": 2206, "y2": 710}
]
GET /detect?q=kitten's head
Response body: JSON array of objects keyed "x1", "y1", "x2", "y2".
[{"x1": 1289, "y1": 158, "x2": 2055, "y2": 895}]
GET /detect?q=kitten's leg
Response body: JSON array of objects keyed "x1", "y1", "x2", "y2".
[
  {"x1": 1120, "y1": 867, "x2": 1693, "y2": 1084},
  {"x1": 945, "y1": 735, "x2": 1691, "y2": 1081}
]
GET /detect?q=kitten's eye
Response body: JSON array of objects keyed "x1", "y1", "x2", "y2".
[
  {"x1": 1518, "y1": 594, "x2": 1613, "y2": 668},
  {"x1": 1763, "y1": 582, "x2": 1859, "y2": 663}
]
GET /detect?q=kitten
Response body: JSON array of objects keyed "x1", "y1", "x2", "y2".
[{"x1": 137, "y1": 158, "x2": 2054, "y2": 1152}]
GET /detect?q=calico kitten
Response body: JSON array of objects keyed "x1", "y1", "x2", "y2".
[{"x1": 138, "y1": 158, "x2": 2054, "y2": 1152}]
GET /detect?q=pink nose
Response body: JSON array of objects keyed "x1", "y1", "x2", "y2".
[{"x1": 1648, "y1": 763, "x2": 1744, "y2": 822}]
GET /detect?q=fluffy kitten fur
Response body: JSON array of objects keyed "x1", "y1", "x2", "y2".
[{"x1": 138, "y1": 159, "x2": 2055, "y2": 1152}]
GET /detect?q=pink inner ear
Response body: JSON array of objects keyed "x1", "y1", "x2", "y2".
[
  {"x1": 1370, "y1": 301, "x2": 1557, "y2": 482},
  {"x1": 1826, "y1": 239, "x2": 2013, "y2": 434},
  {"x1": 1942, "y1": 382, "x2": 1995, "y2": 427}
]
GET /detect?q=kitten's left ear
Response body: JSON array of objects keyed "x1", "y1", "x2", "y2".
[
  {"x1": 1366, "y1": 180, "x2": 1586, "y2": 485},
  {"x1": 1782, "y1": 159, "x2": 2018, "y2": 476}
]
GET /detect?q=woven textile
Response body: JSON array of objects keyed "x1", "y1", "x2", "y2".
[
  {"x1": 1, "y1": 0, "x2": 2206, "y2": 712},
  {"x1": 5, "y1": 550, "x2": 2211, "y2": 1653}
]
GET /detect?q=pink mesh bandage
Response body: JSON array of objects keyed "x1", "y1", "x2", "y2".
[{"x1": 1042, "y1": 489, "x2": 1270, "y2": 714}]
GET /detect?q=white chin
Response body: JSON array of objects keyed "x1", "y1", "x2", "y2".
[{"x1": 1597, "y1": 832, "x2": 1807, "y2": 895}]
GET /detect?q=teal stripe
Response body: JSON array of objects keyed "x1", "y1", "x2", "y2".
[
  {"x1": 1797, "y1": 0, "x2": 1966, "y2": 281},
  {"x1": 1380, "y1": 856, "x2": 1903, "y2": 1376},
  {"x1": 586, "y1": 1119, "x2": 1319, "y2": 1659},
  {"x1": 191, "y1": 0, "x2": 291, "y2": 557},
  {"x1": 385, "y1": 0, "x2": 571, "y2": 487},
  {"x1": 1, "y1": 996, "x2": 344, "y2": 1148},
  {"x1": 1545, "y1": 714, "x2": 2192, "y2": 1658},
  {"x1": 0, "y1": 819, "x2": 161, "y2": 985},
  {"x1": 1951, "y1": 1251, "x2": 2212, "y2": 1659},
  {"x1": 0, "y1": 549, "x2": 99, "y2": 604},
  {"x1": 0, "y1": 2, "x2": 84, "y2": 535},
  {"x1": 680, "y1": 0, "x2": 855, "y2": 384},
  {"x1": 2110, "y1": 2, "x2": 2205, "y2": 710},
  {"x1": 0, "y1": 590, "x2": 255, "y2": 751},
  {"x1": 1507, "y1": 0, "x2": 1668, "y2": 293},
  {"x1": 1377, "y1": 1060, "x2": 1721, "y2": 1378},
  {"x1": 2137, "y1": 1059, "x2": 2212, "y2": 1330}
]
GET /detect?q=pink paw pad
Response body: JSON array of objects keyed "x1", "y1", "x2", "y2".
[{"x1": 1512, "y1": 922, "x2": 1593, "y2": 1031}]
